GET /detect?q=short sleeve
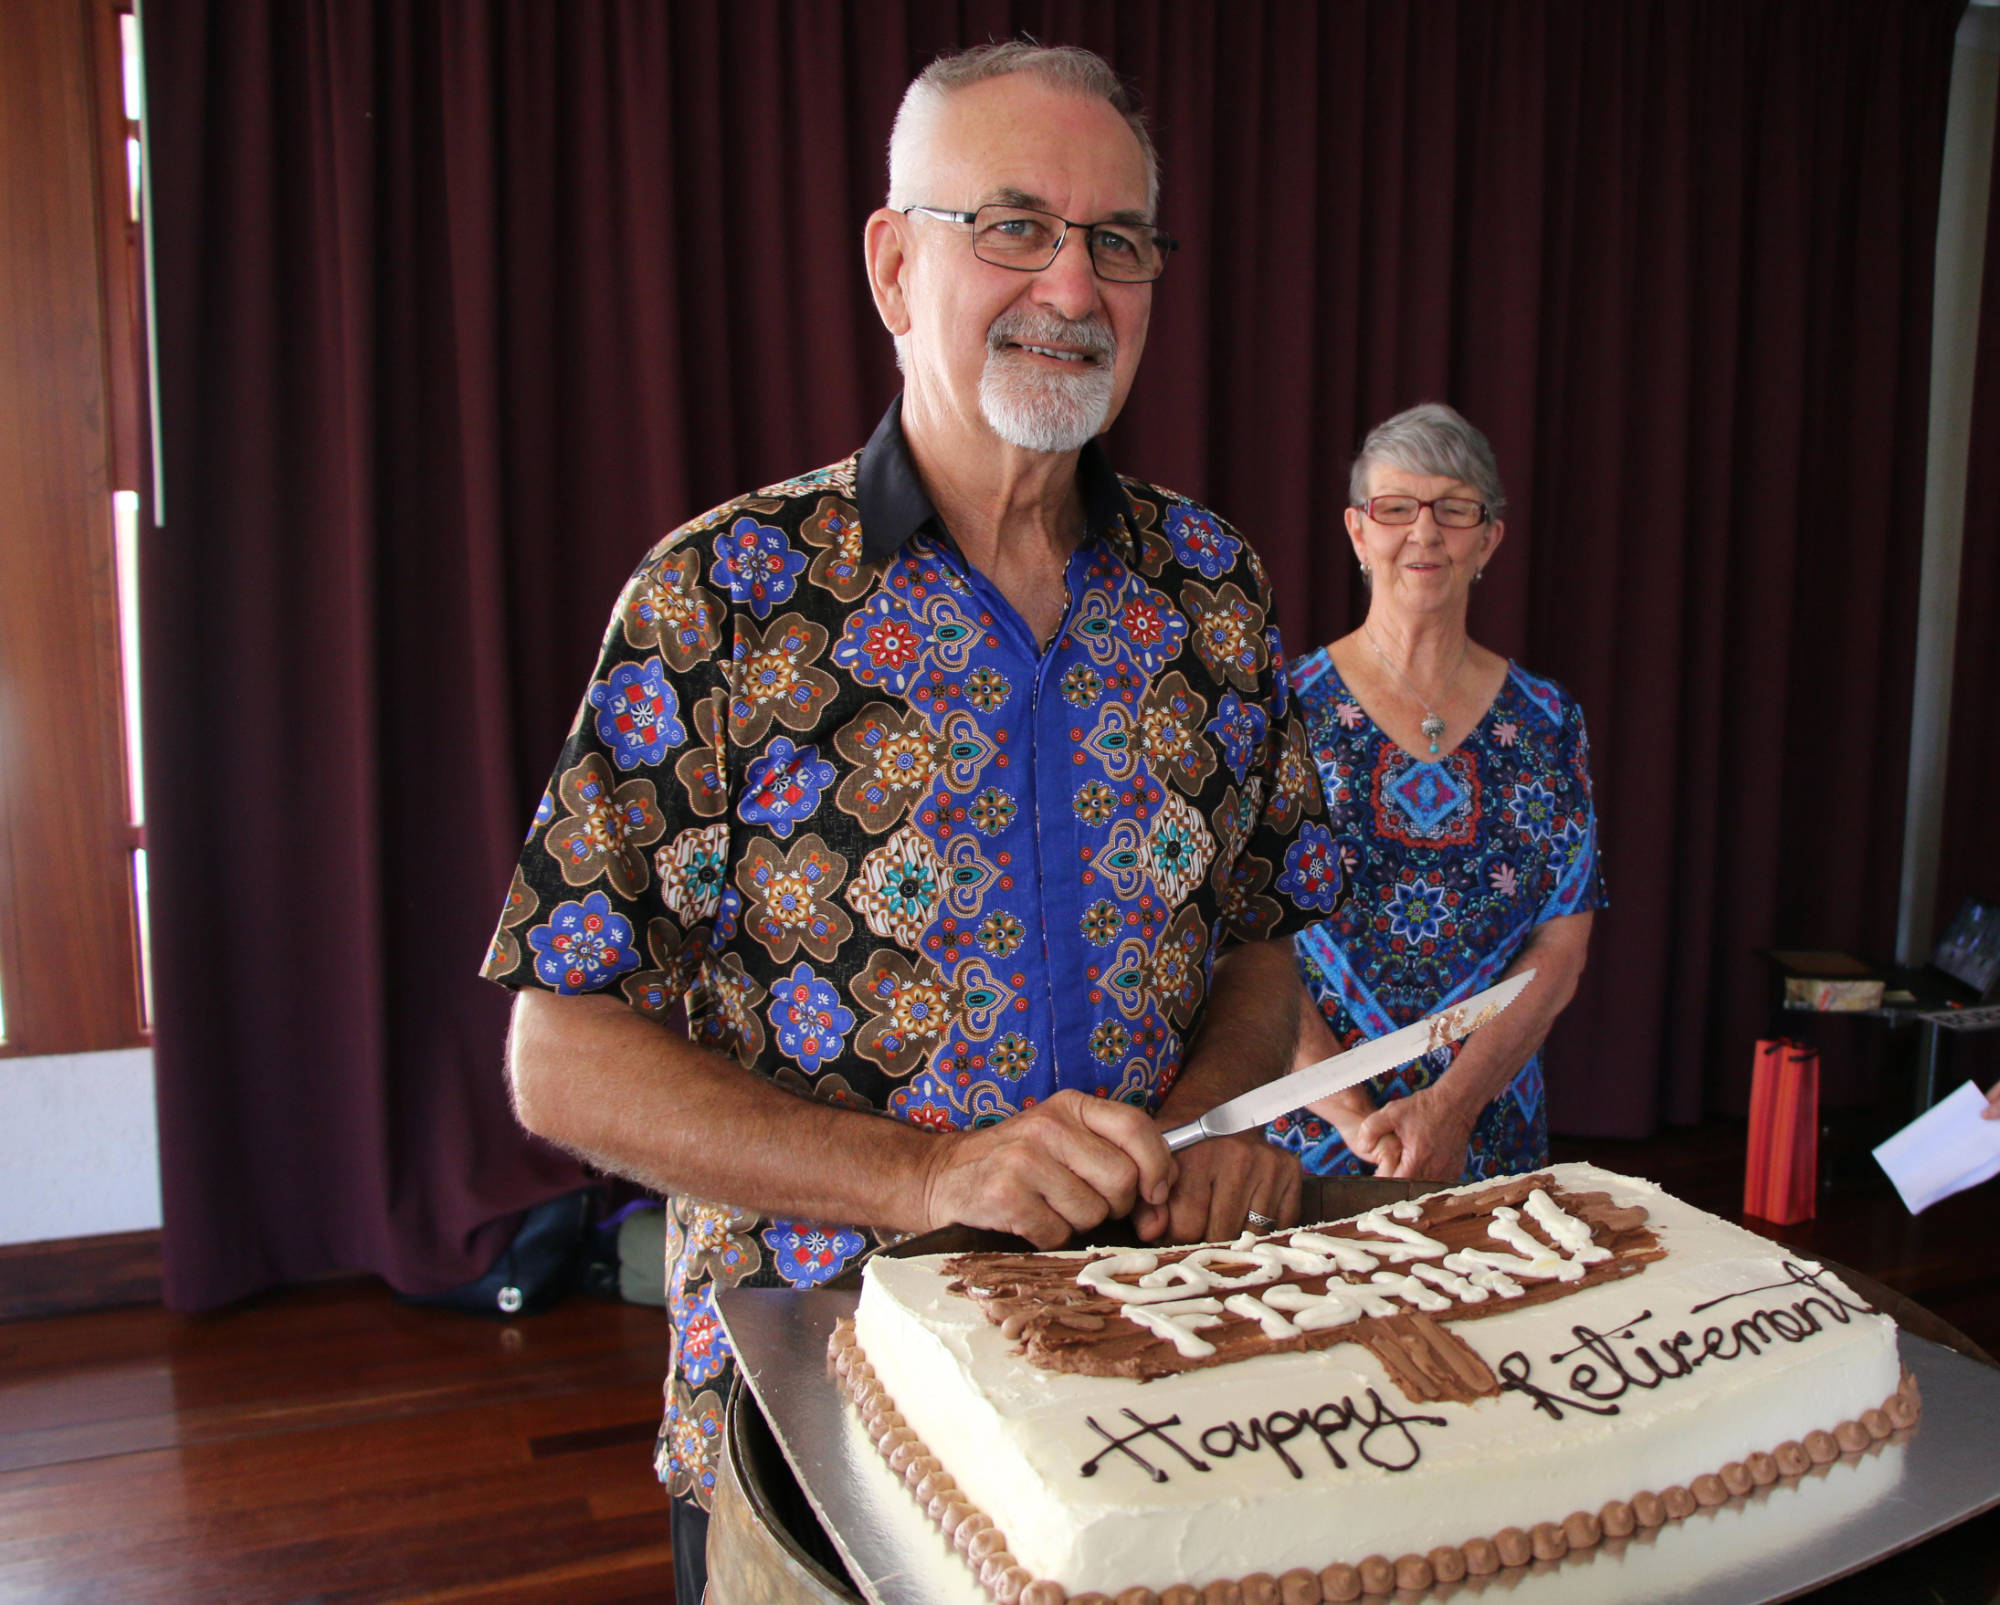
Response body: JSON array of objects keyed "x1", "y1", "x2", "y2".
[
  {"x1": 1536, "y1": 697, "x2": 1607, "y2": 924},
  {"x1": 481, "y1": 527, "x2": 732, "y2": 1022},
  {"x1": 1215, "y1": 542, "x2": 1339, "y2": 943}
]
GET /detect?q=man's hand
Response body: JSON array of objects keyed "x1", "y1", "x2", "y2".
[
  {"x1": 1354, "y1": 1085, "x2": 1477, "y2": 1182},
  {"x1": 917, "y1": 1090, "x2": 1175, "y2": 1249},
  {"x1": 1131, "y1": 1130, "x2": 1302, "y2": 1244}
]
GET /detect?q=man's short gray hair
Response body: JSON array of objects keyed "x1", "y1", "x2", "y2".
[
  {"x1": 1349, "y1": 403, "x2": 1508, "y2": 517},
  {"x1": 887, "y1": 40, "x2": 1161, "y2": 218}
]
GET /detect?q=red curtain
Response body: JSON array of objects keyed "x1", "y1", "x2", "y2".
[{"x1": 143, "y1": 0, "x2": 1966, "y2": 1309}]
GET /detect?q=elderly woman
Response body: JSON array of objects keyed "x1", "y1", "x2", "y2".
[{"x1": 1269, "y1": 404, "x2": 1604, "y2": 1183}]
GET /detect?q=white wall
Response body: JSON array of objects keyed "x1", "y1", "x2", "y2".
[{"x1": 0, "y1": 1047, "x2": 161, "y2": 1245}]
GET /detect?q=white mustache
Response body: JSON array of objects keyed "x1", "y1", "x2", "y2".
[{"x1": 986, "y1": 309, "x2": 1116, "y2": 364}]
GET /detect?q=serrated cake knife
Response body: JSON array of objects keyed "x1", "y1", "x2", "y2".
[{"x1": 1161, "y1": 969, "x2": 1536, "y2": 1151}]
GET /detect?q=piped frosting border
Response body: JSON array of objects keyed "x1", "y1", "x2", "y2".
[{"x1": 826, "y1": 1318, "x2": 1920, "y2": 1605}]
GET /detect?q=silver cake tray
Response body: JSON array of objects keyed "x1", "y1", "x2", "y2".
[{"x1": 717, "y1": 1285, "x2": 2000, "y2": 1605}]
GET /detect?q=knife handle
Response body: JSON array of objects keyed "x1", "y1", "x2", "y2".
[{"x1": 1163, "y1": 1119, "x2": 1211, "y2": 1153}]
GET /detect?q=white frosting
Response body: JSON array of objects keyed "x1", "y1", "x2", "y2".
[{"x1": 851, "y1": 1163, "x2": 1907, "y2": 1596}]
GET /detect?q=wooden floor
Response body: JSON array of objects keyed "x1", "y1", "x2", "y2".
[
  {"x1": 0, "y1": 1278, "x2": 677, "y2": 1603},
  {"x1": 2, "y1": 1119, "x2": 1997, "y2": 1605}
]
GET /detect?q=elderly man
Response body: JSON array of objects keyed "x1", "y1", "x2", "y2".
[{"x1": 483, "y1": 40, "x2": 1339, "y2": 1597}]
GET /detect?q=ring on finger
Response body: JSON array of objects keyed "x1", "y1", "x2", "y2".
[{"x1": 1244, "y1": 1209, "x2": 1276, "y2": 1232}]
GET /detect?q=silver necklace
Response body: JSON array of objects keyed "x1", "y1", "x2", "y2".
[{"x1": 1363, "y1": 624, "x2": 1468, "y2": 756}]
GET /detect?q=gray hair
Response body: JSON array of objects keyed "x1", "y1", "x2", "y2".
[
  {"x1": 887, "y1": 41, "x2": 1161, "y2": 218},
  {"x1": 1349, "y1": 403, "x2": 1507, "y2": 517}
]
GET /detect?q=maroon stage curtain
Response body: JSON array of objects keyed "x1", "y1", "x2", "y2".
[{"x1": 144, "y1": 0, "x2": 1965, "y2": 1310}]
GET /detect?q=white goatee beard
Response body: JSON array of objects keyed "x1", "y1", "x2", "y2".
[{"x1": 977, "y1": 310, "x2": 1117, "y2": 454}]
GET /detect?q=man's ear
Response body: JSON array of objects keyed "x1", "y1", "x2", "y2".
[{"x1": 864, "y1": 208, "x2": 913, "y2": 336}]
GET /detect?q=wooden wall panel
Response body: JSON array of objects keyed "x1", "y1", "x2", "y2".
[{"x1": 0, "y1": 0, "x2": 144, "y2": 1054}]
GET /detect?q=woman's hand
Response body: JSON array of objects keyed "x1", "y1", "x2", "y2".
[
  {"x1": 1354, "y1": 1085, "x2": 1480, "y2": 1182},
  {"x1": 1307, "y1": 1083, "x2": 1381, "y2": 1163},
  {"x1": 1985, "y1": 1083, "x2": 2000, "y2": 1121}
]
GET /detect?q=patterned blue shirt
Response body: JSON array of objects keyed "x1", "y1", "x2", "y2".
[{"x1": 483, "y1": 399, "x2": 1333, "y2": 1505}]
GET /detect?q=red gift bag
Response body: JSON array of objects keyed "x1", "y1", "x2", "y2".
[{"x1": 1744, "y1": 1038, "x2": 1819, "y2": 1224}]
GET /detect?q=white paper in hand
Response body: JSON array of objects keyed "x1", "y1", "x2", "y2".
[{"x1": 1871, "y1": 1080, "x2": 2000, "y2": 1214}]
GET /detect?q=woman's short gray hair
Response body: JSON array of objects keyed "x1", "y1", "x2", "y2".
[
  {"x1": 887, "y1": 41, "x2": 1161, "y2": 217},
  {"x1": 1349, "y1": 403, "x2": 1507, "y2": 517}
]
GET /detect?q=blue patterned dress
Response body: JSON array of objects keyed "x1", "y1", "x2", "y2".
[{"x1": 1264, "y1": 648, "x2": 1606, "y2": 1180}]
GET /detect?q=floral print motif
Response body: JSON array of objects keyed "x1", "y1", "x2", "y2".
[
  {"x1": 1089, "y1": 1018, "x2": 1131, "y2": 1063},
  {"x1": 622, "y1": 546, "x2": 722, "y2": 669},
  {"x1": 798, "y1": 495, "x2": 873, "y2": 602},
  {"x1": 674, "y1": 687, "x2": 729, "y2": 818},
  {"x1": 1181, "y1": 580, "x2": 1268, "y2": 691},
  {"x1": 1277, "y1": 821, "x2": 1347, "y2": 913},
  {"x1": 736, "y1": 834, "x2": 850, "y2": 963},
  {"x1": 1507, "y1": 778, "x2": 1560, "y2": 844},
  {"x1": 1061, "y1": 664, "x2": 1105, "y2": 707},
  {"x1": 486, "y1": 867, "x2": 539, "y2": 976},
  {"x1": 710, "y1": 517, "x2": 808, "y2": 618},
  {"x1": 849, "y1": 949, "x2": 963, "y2": 1079},
  {"x1": 845, "y1": 825, "x2": 945, "y2": 947},
  {"x1": 1081, "y1": 899, "x2": 1123, "y2": 945},
  {"x1": 833, "y1": 592, "x2": 927, "y2": 692},
  {"x1": 987, "y1": 1032, "x2": 1036, "y2": 1081},
  {"x1": 623, "y1": 915, "x2": 705, "y2": 1016},
  {"x1": 1150, "y1": 904, "x2": 1210, "y2": 1029},
  {"x1": 1138, "y1": 670, "x2": 1215, "y2": 795},
  {"x1": 656, "y1": 1374, "x2": 725, "y2": 1506},
  {"x1": 968, "y1": 787, "x2": 1017, "y2": 835},
  {"x1": 1074, "y1": 779, "x2": 1117, "y2": 826},
  {"x1": 656, "y1": 822, "x2": 730, "y2": 924},
  {"x1": 1164, "y1": 503, "x2": 1243, "y2": 578},
  {"x1": 1146, "y1": 794, "x2": 1217, "y2": 907},
  {"x1": 688, "y1": 950, "x2": 767, "y2": 1066},
  {"x1": 832, "y1": 701, "x2": 943, "y2": 834},
  {"x1": 964, "y1": 666, "x2": 1012, "y2": 712},
  {"x1": 1112, "y1": 584, "x2": 1189, "y2": 672},
  {"x1": 761, "y1": 1220, "x2": 867, "y2": 1288},
  {"x1": 1208, "y1": 688, "x2": 1269, "y2": 785},
  {"x1": 976, "y1": 909, "x2": 1025, "y2": 957},
  {"x1": 545, "y1": 753, "x2": 665, "y2": 896},
  {"x1": 728, "y1": 614, "x2": 838, "y2": 741},
  {"x1": 739, "y1": 736, "x2": 835, "y2": 838},
  {"x1": 525, "y1": 891, "x2": 640, "y2": 993},
  {"x1": 768, "y1": 962, "x2": 857, "y2": 1073},
  {"x1": 590, "y1": 658, "x2": 687, "y2": 769}
]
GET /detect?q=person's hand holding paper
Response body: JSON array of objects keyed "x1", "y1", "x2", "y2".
[{"x1": 1873, "y1": 1080, "x2": 2000, "y2": 1212}]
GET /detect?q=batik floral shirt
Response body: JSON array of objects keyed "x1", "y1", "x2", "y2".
[
  {"x1": 481, "y1": 401, "x2": 1332, "y2": 1509},
  {"x1": 1264, "y1": 650, "x2": 1605, "y2": 1183}
]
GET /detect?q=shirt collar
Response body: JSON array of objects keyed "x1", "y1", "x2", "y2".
[{"x1": 856, "y1": 394, "x2": 1139, "y2": 566}]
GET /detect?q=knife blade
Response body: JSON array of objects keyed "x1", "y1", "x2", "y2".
[{"x1": 1161, "y1": 969, "x2": 1536, "y2": 1152}]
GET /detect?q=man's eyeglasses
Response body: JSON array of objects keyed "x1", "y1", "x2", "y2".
[
  {"x1": 903, "y1": 204, "x2": 1177, "y2": 283},
  {"x1": 1355, "y1": 495, "x2": 1490, "y2": 529}
]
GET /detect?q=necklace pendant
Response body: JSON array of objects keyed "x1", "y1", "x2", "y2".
[{"x1": 1420, "y1": 711, "x2": 1446, "y2": 754}]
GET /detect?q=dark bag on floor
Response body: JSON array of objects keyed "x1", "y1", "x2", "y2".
[{"x1": 400, "y1": 1189, "x2": 595, "y2": 1317}]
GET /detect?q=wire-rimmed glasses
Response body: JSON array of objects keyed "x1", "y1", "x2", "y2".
[{"x1": 903, "y1": 203, "x2": 1176, "y2": 283}]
